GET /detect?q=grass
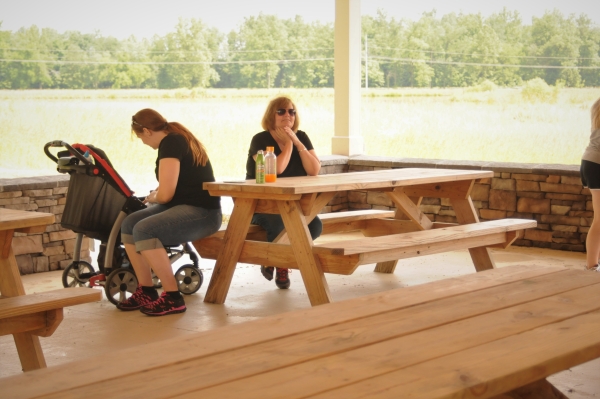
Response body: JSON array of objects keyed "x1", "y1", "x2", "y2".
[{"x1": 0, "y1": 87, "x2": 598, "y2": 194}]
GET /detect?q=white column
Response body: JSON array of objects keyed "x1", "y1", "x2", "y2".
[{"x1": 332, "y1": 0, "x2": 363, "y2": 156}]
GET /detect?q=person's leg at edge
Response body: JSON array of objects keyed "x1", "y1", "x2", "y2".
[
  {"x1": 586, "y1": 189, "x2": 600, "y2": 270},
  {"x1": 134, "y1": 205, "x2": 221, "y2": 315},
  {"x1": 252, "y1": 214, "x2": 323, "y2": 288},
  {"x1": 252, "y1": 213, "x2": 284, "y2": 281},
  {"x1": 124, "y1": 243, "x2": 154, "y2": 286},
  {"x1": 117, "y1": 208, "x2": 162, "y2": 310}
]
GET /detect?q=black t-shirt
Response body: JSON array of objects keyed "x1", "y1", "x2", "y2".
[
  {"x1": 156, "y1": 134, "x2": 220, "y2": 209},
  {"x1": 245, "y1": 130, "x2": 315, "y2": 179}
]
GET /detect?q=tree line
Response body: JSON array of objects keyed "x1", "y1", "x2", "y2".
[{"x1": 1, "y1": 9, "x2": 599, "y2": 90}]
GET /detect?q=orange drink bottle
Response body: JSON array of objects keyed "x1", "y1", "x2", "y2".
[{"x1": 265, "y1": 146, "x2": 277, "y2": 183}]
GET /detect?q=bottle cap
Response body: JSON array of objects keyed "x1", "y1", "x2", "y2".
[{"x1": 266, "y1": 146, "x2": 274, "y2": 152}]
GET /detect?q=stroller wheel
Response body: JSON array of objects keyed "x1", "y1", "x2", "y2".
[
  {"x1": 152, "y1": 270, "x2": 162, "y2": 289},
  {"x1": 105, "y1": 268, "x2": 138, "y2": 306},
  {"x1": 175, "y1": 264, "x2": 203, "y2": 295},
  {"x1": 62, "y1": 261, "x2": 95, "y2": 288}
]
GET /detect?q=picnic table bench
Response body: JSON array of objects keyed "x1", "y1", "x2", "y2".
[
  {"x1": 2, "y1": 264, "x2": 596, "y2": 398},
  {"x1": 195, "y1": 169, "x2": 537, "y2": 306},
  {"x1": 0, "y1": 208, "x2": 101, "y2": 372}
]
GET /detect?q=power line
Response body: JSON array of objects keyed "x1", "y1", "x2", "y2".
[
  {"x1": 0, "y1": 57, "x2": 334, "y2": 65},
  {"x1": 371, "y1": 56, "x2": 600, "y2": 69},
  {"x1": 368, "y1": 45, "x2": 600, "y2": 61},
  {"x1": 3, "y1": 45, "x2": 597, "y2": 61},
  {"x1": 0, "y1": 47, "x2": 335, "y2": 55},
  {"x1": 1, "y1": 55, "x2": 598, "y2": 69}
]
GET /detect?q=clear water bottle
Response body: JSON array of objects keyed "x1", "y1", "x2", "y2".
[
  {"x1": 255, "y1": 150, "x2": 265, "y2": 184},
  {"x1": 265, "y1": 146, "x2": 276, "y2": 183}
]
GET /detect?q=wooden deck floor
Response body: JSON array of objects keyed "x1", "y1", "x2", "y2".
[{"x1": 1, "y1": 242, "x2": 598, "y2": 398}]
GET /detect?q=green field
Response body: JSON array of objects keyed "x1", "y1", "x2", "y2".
[{"x1": 0, "y1": 87, "x2": 598, "y2": 194}]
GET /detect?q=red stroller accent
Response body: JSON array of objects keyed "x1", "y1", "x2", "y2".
[{"x1": 44, "y1": 141, "x2": 203, "y2": 306}]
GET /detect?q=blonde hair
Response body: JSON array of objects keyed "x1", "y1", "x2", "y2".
[
  {"x1": 592, "y1": 97, "x2": 600, "y2": 130},
  {"x1": 261, "y1": 96, "x2": 300, "y2": 132},
  {"x1": 131, "y1": 108, "x2": 208, "y2": 166}
]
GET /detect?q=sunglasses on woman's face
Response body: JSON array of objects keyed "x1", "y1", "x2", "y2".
[{"x1": 276, "y1": 109, "x2": 296, "y2": 116}]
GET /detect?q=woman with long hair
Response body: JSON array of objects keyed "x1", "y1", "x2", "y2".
[{"x1": 118, "y1": 108, "x2": 222, "y2": 316}]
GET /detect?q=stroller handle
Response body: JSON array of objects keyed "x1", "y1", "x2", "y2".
[{"x1": 44, "y1": 141, "x2": 91, "y2": 165}]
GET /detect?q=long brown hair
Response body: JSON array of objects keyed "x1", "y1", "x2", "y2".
[
  {"x1": 261, "y1": 96, "x2": 300, "y2": 132},
  {"x1": 131, "y1": 108, "x2": 208, "y2": 166},
  {"x1": 592, "y1": 97, "x2": 600, "y2": 131}
]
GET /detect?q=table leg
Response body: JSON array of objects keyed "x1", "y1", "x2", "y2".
[
  {"x1": 204, "y1": 198, "x2": 256, "y2": 304},
  {"x1": 12, "y1": 333, "x2": 47, "y2": 371},
  {"x1": 451, "y1": 197, "x2": 496, "y2": 271},
  {"x1": 272, "y1": 192, "x2": 336, "y2": 244},
  {"x1": 0, "y1": 244, "x2": 47, "y2": 370},
  {"x1": 376, "y1": 190, "x2": 431, "y2": 274},
  {"x1": 278, "y1": 200, "x2": 331, "y2": 306}
]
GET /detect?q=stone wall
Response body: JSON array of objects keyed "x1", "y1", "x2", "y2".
[
  {"x1": 0, "y1": 156, "x2": 588, "y2": 276},
  {"x1": 0, "y1": 175, "x2": 93, "y2": 275},
  {"x1": 320, "y1": 155, "x2": 586, "y2": 252}
]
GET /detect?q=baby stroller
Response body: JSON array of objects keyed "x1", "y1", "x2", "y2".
[{"x1": 44, "y1": 141, "x2": 204, "y2": 305}]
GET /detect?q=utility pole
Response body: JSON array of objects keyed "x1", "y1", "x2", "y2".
[{"x1": 365, "y1": 35, "x2": 368, "y2": 89}]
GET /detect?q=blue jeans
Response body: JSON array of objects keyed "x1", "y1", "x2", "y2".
[
  {"x1": 121, "y1": 204, "x2": 222, "y2": 252},
  {"x1": 251, "y1": 213, "x2": 322, "y2": 243}
]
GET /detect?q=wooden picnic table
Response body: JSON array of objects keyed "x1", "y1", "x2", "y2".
[
  {"x1": 2, "y1": 264, "x2": 598, "y2": 398},
  {"x1": 0, "y1": 208, "x2": 100, "y2": 372},
  {"x1": 199, "y1": 168, "x2": 536, "y2": 306}
]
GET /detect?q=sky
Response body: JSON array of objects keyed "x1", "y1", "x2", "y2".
[{"x1": 1, "y1": 0, "x2": 599, "y2": 40}]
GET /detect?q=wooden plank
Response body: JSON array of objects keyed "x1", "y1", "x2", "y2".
[
  {"x1": 197, "y1": 220, "x2": 536, "y2": 275},
  {"x1": 0, "y1": 265, "x2": 562, "y2": 398},
  {"x1": 170, "y1": 280, "x2": 600, "y2": 399},
  {"x1": 0, "y1": 231, "x2": 46, "y2": 370},
  {"x1": 315, "y1": 310, "x2": 600, "y2": 399},
  {"x1": 278, "y1": 200, "x2": 331, "y2": 305},
  {"x1": 204, "y1": 169, "x2": 494, "y2": 196},
  {"x1": 451, "y1": 197, "x2": 497, "y2": 271},
  {"x1": 314, "y1": 219, "x2": 537, "y2": 256},
  {"x1": 0, "y1": 229, "x2": 12, "y2": 259},
  {"x1": 402, "y1": 179, "x2": 474, "y2": 200},
  {"x1": 253, "y1": 199, "x2": 280, "y2": 214},
  {"x1": 12, "y1": 332, "x2": 46, "y2": 371},
  {"x1": 14, "y1": 225, "x2": 48, "y2": 234},
  {"x1": 0, "y1": 209, "x2": 55, "y2": 232},
  {"x1": 319, "y1": 209, "x2": 395, "y2": 223},
  {"x1": 204, "y1": 198, "x2": 256, "y2": 304},
  {"x1": 9, "y1": 269, "x2": 596, "y2": 399},
  {"x1": 360, "y1": 219, "x2": 420, "y2": 237},
  {"x1": 488, "y1": 230, "x2": 521, "y2": 249},
  {"x1": 0, "y1": 313, "x2": 49, "y2": 336},
  {"x1": 0, "y1": 288, "x2": 101, "y2": 319},
  {"x1": 0, "y1": 309, "x2": 64, "y2": 337},
  {"x1": 318, "y1": 232, "x2": 511, "y2": 274},
  {"x1": 387, "y1": 188, "x2": 433, "y2": 230},
  {"x1": 208, "y1": 191, "x2": 303, "y2": 200},
  {"x1": 195, "y1": 210, "x2": 396, "y2": 241}
]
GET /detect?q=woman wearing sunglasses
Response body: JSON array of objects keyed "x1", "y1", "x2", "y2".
[
  {"x1": 118, "y1": 108, "x2": 222, "y2": 316},
  {"x1": 245, "y1": 96, "x2": 322, "y2": 289}
]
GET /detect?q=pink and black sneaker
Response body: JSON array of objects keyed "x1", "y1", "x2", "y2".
[
  {"x1": 116, "y1": 286, "x2": 157, "y2": 311},
  {"x1": 140, "y1": 291, "x2": 186, "y2": 316}
]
